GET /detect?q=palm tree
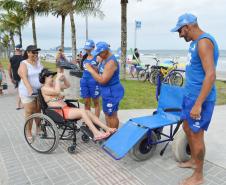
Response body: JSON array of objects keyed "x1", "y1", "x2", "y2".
[
  {"x1": 121, "y1": 0, "x2": 128, "y2": 80},
  {"x1": 23, "y1": 0, "x2": 50, "y2": 47},
  {"x1": 49, "y1": 0, "x2": 69, "y2": 52},
  {"x1": 50, "y1": 0, "x2": 103, "y2": 58},
  {"x1": 0, "y1": 12, "x2": 18, "y2": 52},
  {"x1": 0, "y1": 0, "x2": 48, "y2": 47},
  {"x1": 69, "y1": 0, "x2": 103, "y2": 58},
  {"x1": 0, "y1": 32, "x2": 11, "y2": 58},
  {"x1": 120, "y1": 0, "x2": 142, "y2": 80}
]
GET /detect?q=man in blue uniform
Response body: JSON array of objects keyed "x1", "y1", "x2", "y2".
[
  {"x1": 171, "y1": 13, "x2": 219, "y2": 185},
  {"x1": 85, "y1": 42, "x2": 124, "y2": 128},
  {"x1": 80, "y1": 40, "x2": 100, "y2": 117}
]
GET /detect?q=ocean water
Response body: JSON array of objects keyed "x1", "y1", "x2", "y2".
[{"x1": 40, "y1": 50, "x2": 226, "y2": 72}]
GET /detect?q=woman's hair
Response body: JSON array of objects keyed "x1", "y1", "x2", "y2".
[{"x1": 23, "y1": 50, "x2": 28, "y2": 60}]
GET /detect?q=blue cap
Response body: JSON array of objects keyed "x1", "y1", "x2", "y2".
[
  {"x1": 171, "y1": 13, "x2": 197, "y2": 32},
  {"x1": 15, "y1": 44, "x2": 22, "y2": 49},
  {"x1": 84, "y1": 39, "x2": 95, "y2": 50},
  {"x1": 93, "y1": 42, "x2": 109, "y2": 56}
]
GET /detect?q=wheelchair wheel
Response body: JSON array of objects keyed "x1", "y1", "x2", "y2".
[
  {"x1": 169, "y1": 71, "x2": 183, "y2": 86},
  {"x1": 67, "y1": 145, "x2": 76, "y2": 154},
  {"x1": 129, "y1": 131, "x2": 157, "y2": 161},
  {"x1": 81, "y1": 134, "x2": 90, "y2": 143},
  {"x1": 24, "y1": 113, "x2": 59, "y2": 153},
  {"x1": 172, "y1": 129, "x2": 191, "y2": 162}
]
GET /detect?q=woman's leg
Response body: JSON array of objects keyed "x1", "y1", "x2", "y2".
[
  {"x1": 84, "y1": 98, "x2": 91, "y2": 111},
  {"x1": 0, "y1": 81, "x2": 2, "y2": 95},
  {"x1": 85, "y1": 110, "x2": 116, "y2": 133},
  {"x1": 92, "y1": 98, "x2": 100, "y2": 117},
  {"x1": 23, "y1": 100, "x2": 37, "y2": 137},
  {"x1": 67, "y1": 108, "x2": 109, "y2": 139}
]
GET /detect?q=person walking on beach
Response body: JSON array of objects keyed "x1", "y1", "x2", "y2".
[
  {"x1": 171, "y1": 13, "x2": 219, "y2": 185},
  {"x1": 8, "y1": 44, "x2": 24, "y2": 109},
  {"x1": 56, "y1": 48, "x2": 67, "y2": 73},
  {"x1": 80, "y1": 40, "x2": 100, "y2": 117},
  {"x1": 18, "y1": 45, "x2": 43, "y2": 140},
  {"x1": 132, "y1": 48, "x2": 141, "y2": 64},
  {"x1": 86, "y1": 42, "x2": 124, "y2": 128}
]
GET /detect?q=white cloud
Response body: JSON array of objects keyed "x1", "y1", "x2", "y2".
[{"x1": 19, "y1": 0, "x2": 226, "y2": 50}]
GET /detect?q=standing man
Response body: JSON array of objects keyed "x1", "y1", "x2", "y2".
[
  {"x1": 8, "y1": 44, "x2": 24, "y2": 109},
  {"x1": 171, "y1": 13, "x2": 219, "y2": 185},
  {"x1": 86, "y1": 42, "x2": 124, "y2": 128}
]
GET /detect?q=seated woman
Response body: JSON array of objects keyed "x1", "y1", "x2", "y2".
[{"x1": 39, "y1": 68, "x2": 116, "y2": 141}]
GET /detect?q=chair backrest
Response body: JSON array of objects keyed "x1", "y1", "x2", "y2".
[
  {"x1": 157, "y1": 84, "x2": 184, "y2": 111},
  {"x1": 38, "y1": 88, "x2": 65, "y2": 123},
  {"x1": 38, "y1": 89, "x2": 48, "y2": 113}
]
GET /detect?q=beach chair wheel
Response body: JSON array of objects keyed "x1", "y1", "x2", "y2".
[
  {"x1": 172, "y1": 129, "x2": 191, "y2": 162},
  {"x1": 129, "y1": 131, "x2": 157, "y2": 161}
]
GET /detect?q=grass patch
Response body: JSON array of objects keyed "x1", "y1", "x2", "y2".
[
  {"x1": 1, "y1": 57, "x2": 225, "y2": 109},
  {"x1": 81, "y1": 80, "x2": 226, "y2": 110},
  {"x1": 0, "y1": 58, "x2": 56, "y2": 71},
  {"x1": 216, "y1": 80, "x2": 226, "y2": 105}
]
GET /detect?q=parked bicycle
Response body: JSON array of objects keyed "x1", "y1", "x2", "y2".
[
  {"x1": 138, "y1": 57, "x2": 161, "y2": 82},
  {"x1": 150, "y1": 59, "x2": 184, "y2": 86}
]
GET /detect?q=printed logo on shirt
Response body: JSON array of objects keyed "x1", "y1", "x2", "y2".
[
  {"x1": 193, "y1": 121, "x2": 200, "y2": 128},
  {"x1": 95, "y1": 91, "x2": 99, "y2": 96},
  {"x1": 107, "y1": 103, "x2": 113, "y2": 108}
]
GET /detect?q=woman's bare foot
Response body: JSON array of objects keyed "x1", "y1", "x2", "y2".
[
  {"x1": 106, "y1": 128, "x2": 117, "y2": 134},
  {"x1": 178, "y1": 159, "x2": 196, "y2": 169},
  {"x1": 93, "y1": 132, "x2": 110, "y2": 141},
  {"x1": 179, "y1": 173, "x2": 204, "y2": 185}
]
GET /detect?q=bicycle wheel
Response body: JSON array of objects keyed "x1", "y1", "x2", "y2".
[
  {"x1": 149, "y1": 70, "x2": 159, "y2": 85},
  {"x1": 169, "y1": 71, "x2": 184, "y2": 86},
  {"x1": 138, "y1": 70, "x2": 146, "y2": 81},
  {"x1": 24, "y1": 113, "x2": 59, "y2": 153}
]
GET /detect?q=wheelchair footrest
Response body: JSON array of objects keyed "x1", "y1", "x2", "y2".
[
  {"x1": 80, "y1": 125, "x2": 94, "y2": 139},
  {"x1": 102, "y1": 121, "x2": 149, "y2": 160}
]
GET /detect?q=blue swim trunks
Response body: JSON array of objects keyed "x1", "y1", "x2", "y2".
[
  {"x1": 101, "y1": 83, "x2": 124, "y2": 116},
  {"x1": 80, "y1": 78, "x2": 100, "y2": 99},
  {"x1": 181, "y1": 96, "x2": 215, "y2": 133}
]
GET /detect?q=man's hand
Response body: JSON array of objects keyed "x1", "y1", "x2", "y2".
[{"x1": 190, "y1": 103, "x2": 202, "y2": 120}]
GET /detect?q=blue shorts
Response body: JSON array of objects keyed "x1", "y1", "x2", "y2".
[
  {"x1": 181, "y1": 96, "x2": 215, "y2": 133},
  {"x1": 101, "y1": 83, "x2": 124, "y2": 116},
  {"x1": 80, "y1": 78, "x2": 100, "y2": 99}
]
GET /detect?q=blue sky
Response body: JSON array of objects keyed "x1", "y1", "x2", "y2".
[{"x1": 19, "y1": 0, "x2": 226, "y2": 50}]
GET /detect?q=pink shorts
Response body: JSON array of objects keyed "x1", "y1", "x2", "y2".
[{"x1": 54, "y1": 105, "x2": 71, "y2": 119}]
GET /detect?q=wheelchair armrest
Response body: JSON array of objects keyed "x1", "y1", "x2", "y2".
[
  {"x1": 64, "y1": 99, "x2": 80, "y2": 108},
  {"x1": 163, "y1": 108, "x2": 181, "y2": 112},
  {"x1": 65, "y1": 99, "x2": 79, "y2": 103},
  {"x1": 46, "y1": 106, "x2": 63, "y2": 110}
]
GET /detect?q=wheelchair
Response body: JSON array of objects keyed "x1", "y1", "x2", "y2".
[
  {"x1": 24, "y1": 90, "x2": 93, "y2": 154},
  {"x1": 102, "y1": 84, "x2": 191, "y2": 162}
]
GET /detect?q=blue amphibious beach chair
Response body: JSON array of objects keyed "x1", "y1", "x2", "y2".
[{"x1": 102, "y1": 84, "x2": 187, "y2": 161}]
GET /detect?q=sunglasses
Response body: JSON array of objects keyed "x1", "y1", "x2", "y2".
[
  {"x1": 178, "y1": 25, "x2": 187, "y2": 34},
  {"x1": 31, "y1": 51, "x2": 39, "y2": 54}
]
